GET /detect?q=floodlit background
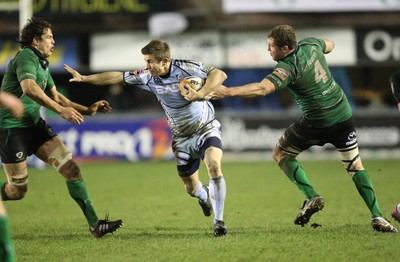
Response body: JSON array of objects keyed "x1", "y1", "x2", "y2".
[{"x1": 2, "y1": 3, "x2": 400, "y2": 261}]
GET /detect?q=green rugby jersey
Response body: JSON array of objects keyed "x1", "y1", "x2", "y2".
[
  {"x1": 0, "y1": 47, "x2": 55, "y2": 129},
  {"x1": 266, "y1": 37, "x2": 352, "y2": 127}
]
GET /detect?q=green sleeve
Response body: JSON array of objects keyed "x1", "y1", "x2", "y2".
[
  {"x1": 15, "y1": 51, "x2": 38, "y2": 82},
  {"x1": 300, "y1": 37, "x2": 326, "y2": 53},
  {"x1": 265, "y1": 62, "x2": 295, "y2": 91}
]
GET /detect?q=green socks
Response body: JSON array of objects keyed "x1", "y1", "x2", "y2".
[
  {"x1": 279, "y1": 157, "x2": 382, "y2": 216},
  {"x1": 2, "y1": 179, "x2": 100, "y2": 227},
  {"x1": 352, "y1": 170, "x2": 382, "y2": 216},
  {"x1": 66, "y1": 179, "x2": 98, "y2": 227},
  {"x1": 0, "y1": 216, "x2": 15, "y2": 262},
  {"x1": 279, "y1": 156, "x2": 317, "y2": 199}
]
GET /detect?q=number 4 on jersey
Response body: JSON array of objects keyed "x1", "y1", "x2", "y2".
[{"x1": 314, "y1": 60, "x2": 328, "y2": 84}]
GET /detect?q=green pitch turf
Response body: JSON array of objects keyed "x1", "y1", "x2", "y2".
[{"x1": 4, "y1": 159, "x2": 400, "y2": 261}]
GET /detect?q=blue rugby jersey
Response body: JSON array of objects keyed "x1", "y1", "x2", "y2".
[{"x1": 124, "y1": 59, "x2": 216, "y2": 137}]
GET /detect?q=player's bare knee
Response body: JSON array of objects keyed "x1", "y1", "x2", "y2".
[
  {"x1": 12, "y1": 186, "x2": 28, "y2": 200},
  {"x1": 206, "y1": 160, "x2": 221, "y2": 178},
  {"x1": 184, "y1": 184, "x2": 197, "y2": 196},
  {"x1": 181, "y1": 178, "x2": 197, "y2": 197},
  {"x1": 273, "y1": 146, "x2": 287, "y2": 164},
  {"x1": 187, "y1": 189, "x2": 197, "y2": 197},
  {"x1": 60, "y1": 160, "x2": 81, "y2": 181},
  {"x1": 272, "y1": 147, "x2": 280, "y2": 163},
  {"x1": 6, "y1": 184, "x2": 28, "y2": 200},
  {"x1": 69, "y1": 160, "x2": 81, "y2": 180}
]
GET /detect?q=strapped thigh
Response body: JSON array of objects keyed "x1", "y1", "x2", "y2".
[
  {"x1": 276, "y1": 140, "x2": 302, "y2": 157},
  {"x1": 4, "y1": 165, "x2": 28, "y2": 187},
  {"x1": 337, "y1": 143, "x2": 360, "y2": 176},
  {"x1": 46, "y1": 144, "x2": 72, "y2": 171}
]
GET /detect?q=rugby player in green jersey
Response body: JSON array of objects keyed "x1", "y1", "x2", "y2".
[
  {"x1": 0, "y1": 17, "x2": 122, "y2": 238},
  {"x1": 191, "y1": 24, "x2": 397, "y2": 232},
  {"x1": 390, "y1": 69, "x2": 400, "y2": 224},
  {"x1": 0, "y1": 92, "x2": 23, "y2": 261}
]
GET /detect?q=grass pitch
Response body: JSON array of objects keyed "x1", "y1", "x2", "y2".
[{"x1": 5, "y1": 159, "x2": 400, "y2": 261}]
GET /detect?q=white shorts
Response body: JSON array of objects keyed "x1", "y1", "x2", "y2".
[{"x1": 172, "y1": 119, "x2": 222, "y2": 176}]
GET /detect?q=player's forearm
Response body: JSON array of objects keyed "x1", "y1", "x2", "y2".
[
  {"x1": 81, "y1": 72, "x2": 123, "y2": 85},
  {"x1": 55, "y1": 92, "x2": 89, "y2": 114},
  {"x1": 201, "y1": 69, "x2": 227, "y2": 97},
  {"x1": 24, "y1": 87, "x2": 64, "y2": 114},
  {"x1": 227, "y1": 82, "x2": 272, "y2": 98},
  {"x1": 69, "y1": 102, "x2": 91, "y2": 114}
]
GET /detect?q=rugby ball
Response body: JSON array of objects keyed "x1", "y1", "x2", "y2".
[{"x1": 179, "y1": 76, "x2": 212, "y2": 100}]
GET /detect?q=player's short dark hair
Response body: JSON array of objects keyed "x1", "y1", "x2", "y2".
[
  {"x1": 268, "y1": 25, "x2": 297, "y2": 50},
  {"x1": 17, "y1": 17, "x2": 52, "y2": 48},
  {"x1": 141, "y1": 40, "x2": 171, "y2": 61}
]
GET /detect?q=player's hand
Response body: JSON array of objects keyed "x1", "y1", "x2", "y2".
[
  {"x1": 60, "y1": 107, "x2": 84, "y2": 125},
  {"x1": 0, "y1": 93, "x2": 24, "y2": 119},
  {"x1": 64, "y1": 64, "x2": 83, "y2": 83},
  {"x1": 211, "y1": 85, "x2": 229, "y2": 100},
  {"x1": 87, "y1": 100, "x2": 112, "y2": 115},
  {"x1": 181, "y1": 83, "x2": 202, "y2": 102}
]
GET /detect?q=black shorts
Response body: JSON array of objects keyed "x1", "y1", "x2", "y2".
[
  {"x1": 0, "y1": 118, "x2": 57, "y2": 163},
  {"x1": 280, "y1": 116, "x2": 357, "y2": 151}
]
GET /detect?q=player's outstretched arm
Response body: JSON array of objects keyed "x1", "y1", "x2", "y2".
[
  {"x1": 181, "y1": 68, "x2": 227, "y2": 102},
  {"x1": 213, "y1": 78, "x2": 276, "y2": 99},
  {"x1": 199, "y1": 68, "x2": 227, "y2": 98},
  {"x1": 64, "y1": 64, "x2": 124, "y2": 86},
  {"x1": 86, "y1": 100, "x2": 112, "y2": 115},
  {"x1": 47, "y1": 86, "x2": 112, "y2": 116}
]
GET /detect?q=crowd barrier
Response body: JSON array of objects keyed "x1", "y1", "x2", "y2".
[{"x1": 42, "y1": 111, "x2": 400, "y2": 162}]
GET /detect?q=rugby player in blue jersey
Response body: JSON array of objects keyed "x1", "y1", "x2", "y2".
[{"x1": 64, "y1": 39, "x2": 228, "y2": 237}]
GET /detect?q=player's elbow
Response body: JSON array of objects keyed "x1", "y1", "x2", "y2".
[
  {"x1": 220, "y1": 70, "x2": 227, "y2": 82},
  {"x1": 259, "y1": 81, "x2": 274, "y2": 96},
  {"x1": 210, "y1": 69, "x2": 227, "y2": 83},
  {"x1": 324, "y1": 39, "x2": 335, "y2": 53},
  {"x1": 20, "y1": 80, "x2": 36, "y2": 97},
  {"x1": 259, "y1": 87, "x2": 270, "y2": 96},
  {"x1": 258, "y1": 79, "x2": 275, "y2": 96}
]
